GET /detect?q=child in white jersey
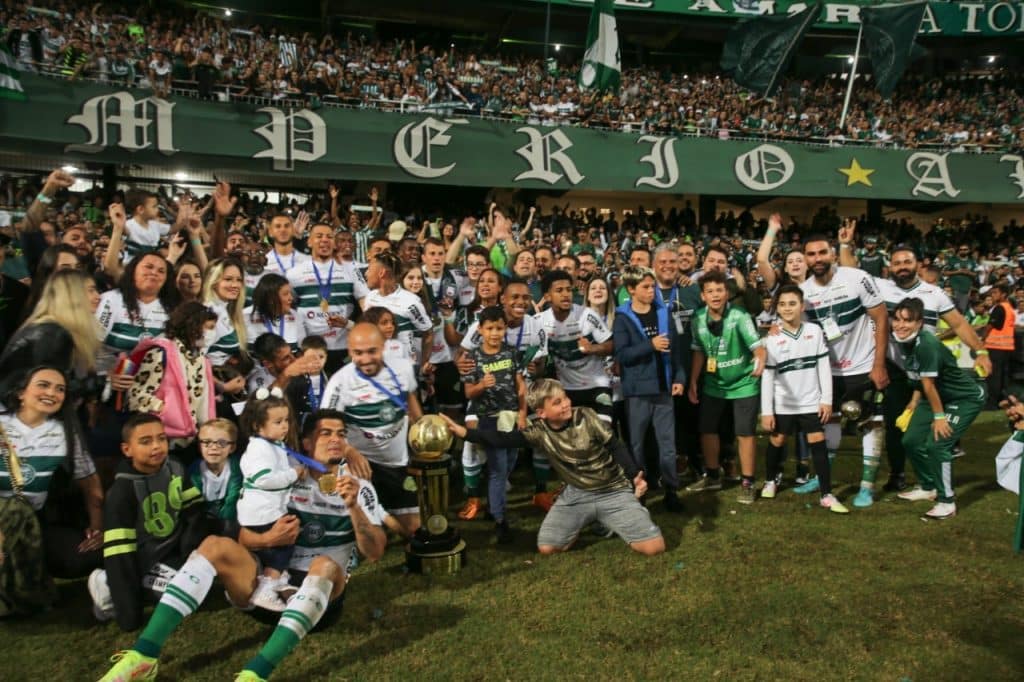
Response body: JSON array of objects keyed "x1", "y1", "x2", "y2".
[
  {"x1": 760, "y1": 285, "x2": 844, "y2": 513},
  {"x1": 237, "y1": 389, "x2": 305, "y2": 610},
  {"x1": 363, "y1": 307, "x2": 411, "y2": 365}
]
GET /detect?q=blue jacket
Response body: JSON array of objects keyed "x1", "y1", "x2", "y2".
[{"x1": 612, "y1": 299, "x2": 687, "y2": 398}]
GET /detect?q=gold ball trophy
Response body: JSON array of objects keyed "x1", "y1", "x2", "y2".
[{"x1": 405, "y1": 415, "x2": 466, "y2": 574}]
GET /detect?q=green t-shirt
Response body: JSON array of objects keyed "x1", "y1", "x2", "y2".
[
  {"x1": 691, "y1": 305, "x2": 762, "y2": 399},
  {"x1": 897, "y1": 331, "x2": 985, "y2": 404},
  {"x1": 943, "y1": 256, "x2": 976, "y2": 294}
]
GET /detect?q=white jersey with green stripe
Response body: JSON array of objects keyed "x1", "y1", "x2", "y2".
[
  {"x1": 0, "y1": 412, "x2": 94, "y2": 511},
  {"x1": 288, "y1": 473, "x2": 387, "y2": 573},
  {"x1": 800, "y1": 266, "x2": 883, "y2": 377},
  {"x1": 205, "y1": 297, "x2": 243, "y2": 366},
  {"x1": 95, "y1": 289, "x2": 169, "y2": 374},
  {"x1": 875, "y1": 277, "x2": 955, "y2": 371},
  {"x1": 362, "y1": 288, "x2": 433, "y2": 363},
  {"x1": 243, "y1": 306, "x2": 306, "y2": 354},
  {"x1": 324, "y1": 360, "x2": 418, "y2": 466},
  {"x1": 288, "y1": 259, "x2": 368, "y2": 350},
  {"x1": 122, "y1": 217, "x2": 169, "y2": 262},
  {"x1": 261, "y1": 248, "x2": 311, "y2": 279},
  {"x1": 760, "y1": 323, "x2": 832, "y2": 415},
  {"x1": 537, "y1": 304, "x2": 612, "y2": 391}
]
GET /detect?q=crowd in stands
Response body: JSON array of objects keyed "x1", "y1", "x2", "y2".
[{"x1": 4, "y1": 2, "x2": 1024, "y2": 151}]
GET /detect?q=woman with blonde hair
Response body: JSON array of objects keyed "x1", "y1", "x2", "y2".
[
  {"x1": 0, "y1": 269, "x2": 103, "y2": 398},
  {"x1": 202, "y1": 258, "x2": 249, "y2": 365}
]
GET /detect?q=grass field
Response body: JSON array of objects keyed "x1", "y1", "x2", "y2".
[{"x1": 3, "y1": 412, "x2": 1023, "y2": 681}]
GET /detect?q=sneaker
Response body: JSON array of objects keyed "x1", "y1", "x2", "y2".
[
  {"x1": 898, "y1": 486, "x2": 937, "y2": 502},
  {"x1": 761, "y1": 480, "x2": 778, "y2": 499},
  {"x1": 98, "y1": 650, "x2": 159, "y2": 682},
  {"x1": 274, "y1": 572, "x2": 297, "y2": 602},
  {"x1": 458, "y1": 497, "x2": 484, "y2": 520},
  {"x1": 737, "y1": 484, "x2": 756, "y2": 505},
  {"x1": 686, "y1": 475, "x2": 722, "y2": 492},
  {"x1": 923, "y1": 501, "x2": 957, "y2": 520},
  {"x1": 88, "y1": 568, "x2": 115, "y2": 623},
  {"x1": 952, "y1": 446, "x2": 966, "y2": 459},
  {"x1": 495, "y1": 520, "x2": 513, "y2": 544},
  {"x1": 852, "y1": 487, "x2": 874, "y2": 508},
  {"x1": 794, "y1": 473, "x2": 810, "y2": 486},
  {"x1": 235, "y1": 672, "x2": 266, "y2": 682},
  {"x1": 532, "y1": 491, "x2": 554, "y2": 512},
  {"x1": 663, "y1": 488, "x2": 684, "y2": 513},
  {"x1": 793, "y1": 476, "x2": 820, "y2": 494},
  {"x1": 820, "y1": 494, "x2": 850, "y2": 514},
  {"x1": 795, "y1": 462, "x2": 810, "y2": 484},
  {"x1": 250, "y1": 576, "x2": 287, "y2": 612},
  {"x1": 882, "y1": 473, "x2": 907, "y2": 492},
  {"x1": 722, "y1": 460, "x2": 741, "y2": 483}
]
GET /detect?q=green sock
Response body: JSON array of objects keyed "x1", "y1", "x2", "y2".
[
  {"x1": 134, "y1": 604, "x2": 185, "y2": 658},
  {"x1": 135, "y1": 552, "x2": 216, "y2": 658},
  {"x1": 244, "y1": 576, "x2": 331, "y2": 677},
  {"x1": 243, "y1": 630, "x2": 299, "y2": 679}
]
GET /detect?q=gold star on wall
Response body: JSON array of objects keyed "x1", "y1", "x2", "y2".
[{"x1": 838, "y1": 159, "x2": 875, "y2": 187}]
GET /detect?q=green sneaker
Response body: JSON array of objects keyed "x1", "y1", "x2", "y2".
[
  {"x1": 737, "y1": 484, "x2": 756, "y2": 505},
  {"x1": 685, "y1": 475, "x2": 722, "y2": 492},
  {"x1": 235, "y1": 672, "x2": 266, "y2": 682},
  {"x1": 98, "y1": 650, "x2": 158, "y2": 682}
]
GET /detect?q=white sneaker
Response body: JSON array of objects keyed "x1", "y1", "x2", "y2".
[
  {"x1": 897, "y1": 486, "x2": 937, "y2": 502},
  {"x1": 249, "y1": 576, "x2": 287, "y2": 612},
  {"x1": 273, "y1": 571, "x2": 298, "y2": 602},
  {"x1": 88, "y1": 568, "x2": 115, "y2": 622},
  {"x1": 923, "y1": 502, "x2": 957, "y2": 520},
  {"x1": 761, "y1": 480, "x2": 778, "y2": 499}
]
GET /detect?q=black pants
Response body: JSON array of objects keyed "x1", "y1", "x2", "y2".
[
  {"x1": 987, "y1": 349, "x2": 1013, "y2": 408},
  {"x1": 41, "y1": 521, "x2": 101, "y2": 580}
]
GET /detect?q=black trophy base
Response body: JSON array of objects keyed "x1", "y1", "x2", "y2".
[{"x1": 405, "y1": 528, "x2": 467, "y2": 575}]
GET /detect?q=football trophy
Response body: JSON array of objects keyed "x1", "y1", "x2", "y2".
[{"x1": 405, "y1": 415, "x2": 466, "y2": 574}]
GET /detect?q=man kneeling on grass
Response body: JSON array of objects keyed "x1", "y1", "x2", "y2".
[
  {"x1": 97, "y1": 410, "x2": 387, "y2": 682},
  {"x1": 441, "y1": 379, "x2": 665, "y2": 556}
]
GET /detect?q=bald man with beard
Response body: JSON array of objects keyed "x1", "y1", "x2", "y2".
[{"x1": 322, "y1": 323, "x2": 424, "y2": 536}]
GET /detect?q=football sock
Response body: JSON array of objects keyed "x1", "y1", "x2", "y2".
[
  {"x1": 134, "y1": 552, "x2": 216, "y2": 658},
  {"x1": 243, "y1": 575, "x2": 333, "y2": 679}
]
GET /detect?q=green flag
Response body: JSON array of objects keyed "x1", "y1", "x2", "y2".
[
  {"x1": 579, "y1": 0, "x2": 620, "y2": 93},
  {"x1": 861, "y1": 2, "x2": 927, "y2": 98},
  {"x1": 721, "y1": 4, "x2": 819, "y2": 98},
  {"x1": 0, "y1": 45, "x2": 26, "y2": 101}
]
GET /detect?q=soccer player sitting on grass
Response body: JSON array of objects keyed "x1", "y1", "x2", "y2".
[
  {"x1": 759, "y1": 286, "x2": 843, "y2": 512},
  {"x1": 97, "y1": 410, "x2": 383, "y2": 682},
  {"x1": 891, "y1": 298, "x2": 986, "y2": 520},
  {"x1": 440, "y1": 378, "x2": 665, "y2": 556}
]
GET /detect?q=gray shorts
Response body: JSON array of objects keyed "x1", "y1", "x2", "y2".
[{"x1": 537, "y1": 485, "x2": 662, "y2": 548}]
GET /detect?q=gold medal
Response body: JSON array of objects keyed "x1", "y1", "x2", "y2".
[
  {"x1": 319, "y1": 472, "x2": 338, "y2": 495},
  {"x1": 320, "y1": 298, "x2": 330, "y2": 313},
  {"x1": 706, "y1": 357, "x2": 717, "y2": 374}
]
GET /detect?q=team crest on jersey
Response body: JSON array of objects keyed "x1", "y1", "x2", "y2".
[
  {"x1": 20, "y1": 462, "x2": 36, "y2": 485},
  {"x1": 380, "y1": 403, "x2": 397, "y2": 422},
  {"x1": 301, "y1": 520, "x2": 326, "y2": 543}
]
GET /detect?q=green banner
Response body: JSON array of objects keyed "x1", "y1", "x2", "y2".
[
  {"x1": 3, "y1": 74, "x2": 1024, "y2": 204},
  {"x1": 537, "y1": 1, "x2": 1024, "y2": 37}
]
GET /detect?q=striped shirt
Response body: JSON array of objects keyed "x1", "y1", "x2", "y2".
[
  {"x1": 95, "y1": 290, "x2": 169, "y2": 374},
  {"x1": 800, "y1": 266, "x2": 883, "y2": 377},
  {"x1": 761, "y1": 323, "x2": 832, "y2": 415},
  {"x1": 0, "y1": 413, "x2": 94, "y2": 511}
]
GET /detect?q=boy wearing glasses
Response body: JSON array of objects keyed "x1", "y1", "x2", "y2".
[{"x1": 188, "y1": 419, "x2": 243, "y2": 537}]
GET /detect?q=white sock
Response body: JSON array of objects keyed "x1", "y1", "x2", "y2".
[
  {"x1": 161, "y1": 552, "x2": 216, "y2": 618},
  {"x1": 278, "y1": 575, "x2": 332, "y2": 638}
]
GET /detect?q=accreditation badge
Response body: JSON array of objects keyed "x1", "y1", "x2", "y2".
[{"x1": 822, "y1": 317, "x2": 842, "y2": 342}]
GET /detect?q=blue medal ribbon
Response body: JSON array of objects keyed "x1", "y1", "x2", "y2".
[
  {"x1": 273, "y1": 249, "x2": 296, "y2": 275},
  {"x1": 255, "y1": 436, "x2": 327, "y2": 473},
  {"x1": 263, "y1": 315, "x2": 285, "y2": 338},
  {"x1": 312, "y1": 259, "x2": 334, "y2": 306},
  {"x1": 307, "y1": 371, "x2": 326, "y2": 412},
  {"x1": 357, "y1": 364, "x2": 408, "y2": 413}
]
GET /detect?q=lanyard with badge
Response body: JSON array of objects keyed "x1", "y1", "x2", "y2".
[
  {"x1": 357, "y1": 365, "x2": 407, "y2": 422},
  {"x1": 818, "y1": 285, "x2": 844, "y2": 342},
  {"x1": 661, "y1": 285, "x2": 687, "y2": 335},
  {"x1": 313, "y1": 260, "x2": 334, "y2": 312}
]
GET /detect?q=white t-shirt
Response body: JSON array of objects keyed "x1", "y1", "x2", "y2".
[
  {"x1": 243, "y1": 306, "x2": 306, "y2": 353},
  {"x1": 362, "y1": 288, "x2": 433, "y2": 364},
  {"x1": 324, "y1": 360, "x2": 417, "y2": 466},
  {"x1": 122, "y1": 216, "x2": 170, "y2": 262},
  {"x1": 262, "y1": 248, "x2": 312, "y2": 279},
  {"x1": 537, "y1": 305, "x2": 613, "y2": 390},
  {"x1": 800, "y1": 266, "x2": 884, "y2": 377},
  {"x1": 875, "y1": 277, "x2": 956, "y2": 370}
]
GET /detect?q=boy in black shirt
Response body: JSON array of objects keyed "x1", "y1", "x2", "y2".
[{"x1": 461, "y1": 306, "x2": 527, "y2": 543}]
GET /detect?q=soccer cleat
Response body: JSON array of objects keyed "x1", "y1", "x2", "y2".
[
  {"x1": 923, "y1": 502, "x2": 957, "y2": 520},
  {"x1": 792, "y1": 476, "x2": 820, "y2": 494},
  {"x1": 761, "y1": 480, "x2": 778, "y2": 499},
  {"x1": 685, "y1": 475, "x2": 722, "y2": 492},
  {"x1": 531, "y1": 491, "x2": 555, "y2": 512},
  {"x1": 249, "y1": 576, "x2": 287, "y2": 612},
  {"x1": 852, "y1": 487, "x2": 874, "y2": 508},
  {"x1": 882, "y1": 473, "x2": 907, "y2": 492},
  {"x1": 898, "y1": 486, "x2": 937, "y2": 502},
  {"x1": 98, "y1": 650, "x2": 158, "y2": 682},
  {"x1": 234, "y1": 672, "x2": 266, "y2": 682},
  {"x1": 88, "y1": 569, "x2": 115, "y2": 623},
  {"x1": 457, "y1": 497, "x2": 484, "y2": 520},
  {"x1": 820, "y1": 494, "x2": 850, "y2": 514},
  {"x1": 736, "y1": 484, "x2": 756, "y2": 505}
]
